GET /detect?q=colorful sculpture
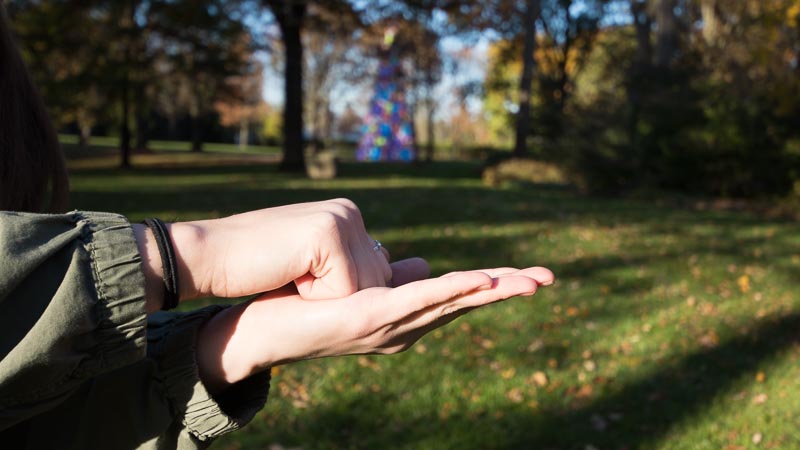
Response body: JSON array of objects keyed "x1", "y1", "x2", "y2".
[{"x1": 356, "y1": 27, "x2": 416, "y2": 162}]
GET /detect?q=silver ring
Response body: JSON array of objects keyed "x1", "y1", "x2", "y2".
[{"x1": 372, "y1": 240, "x2": 383, "y2": 251}]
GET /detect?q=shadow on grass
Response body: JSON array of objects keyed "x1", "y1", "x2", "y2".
[{"x1": 249, "y1": 313, "x2": 800, "y2": 450}]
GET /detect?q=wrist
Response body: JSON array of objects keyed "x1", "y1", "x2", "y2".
[
  {"x1": 132, "y1": 223, "x2": 165, "y2": 312},
  {"x1": 167, "y1": 220, "x2": 208, "y2": 301}
]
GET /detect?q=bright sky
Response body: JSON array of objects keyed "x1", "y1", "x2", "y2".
[
  {"x1": 260, "y1": 1, "x2": 631, "y2": 121},
  {"x1": 260, "y1": 35, "x2": 490, "y2": 121}
]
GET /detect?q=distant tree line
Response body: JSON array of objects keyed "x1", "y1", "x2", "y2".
[
  {"x1": 480, "y1": 0, "x2": 800, "y2": 196},
  {"x1": 8, "y1": 0, "x2": 800, "y2": 196}
]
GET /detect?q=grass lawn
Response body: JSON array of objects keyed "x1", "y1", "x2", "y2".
[{"x1": 66, "y1": 145, "x2": 800, "y2": 450}]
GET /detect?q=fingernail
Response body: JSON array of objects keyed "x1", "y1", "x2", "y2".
[{"x1": 540, "y1": 280, "x2": 555, "y2": 287}]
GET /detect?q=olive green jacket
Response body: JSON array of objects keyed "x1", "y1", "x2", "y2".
[{"x1": 0, "y1": 211, "x2": 270, "y2": 449}]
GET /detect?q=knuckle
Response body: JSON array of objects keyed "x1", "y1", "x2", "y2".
[
  {"x1": 332, "y1": 197, "x2": 358, "y2": 211},
  {"x1": 313, "y1": 210, "x2": 343, "y2": 234}
]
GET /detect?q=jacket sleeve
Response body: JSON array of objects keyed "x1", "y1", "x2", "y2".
[
  {"x1": 0, "y1": 211, "x2": 271, "y2": 449},
  {"x1": 0, "y1": 210, "x2": 148, "y2": 429}
]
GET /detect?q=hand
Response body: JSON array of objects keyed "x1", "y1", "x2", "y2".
[
  {"x1": 196, "y1": 266, "x2": 555, "y2": 393},
  {"x1": 136, "y1": 199, "x2": 428, "y2": 310}
]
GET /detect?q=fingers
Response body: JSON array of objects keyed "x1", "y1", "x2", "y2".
[
  {"x1": 442, "y1": 267, "x2": 520, "y2": 278},
  {"x1": 297, "y1": 249, "x2": 359, "y2": 299},
  {"x1": 389, "y1": 267, "x2": 553, "y2": 323},
  {"x1": 515, "y1": 266, "x2": 555, "y2": 286},
  {"x1": 379, "y1": 246, "x2": 390, "y2": 262},
  {"x1": 389, "y1": 257, "x2": 431, "y2": 287},
  {"x1": 356, "y1": 235, "x2": 392, "y2": 291},
  {"x1": 443, "y1": 267, "x2": 554, "y2": 286},
  {"x1": 388, "y1": 271, "x2": 494, "y2": 313}
]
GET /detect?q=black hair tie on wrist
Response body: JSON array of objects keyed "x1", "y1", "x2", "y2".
[{"x1": 143, "y1": 218, "x2": 180, "y2": 310}]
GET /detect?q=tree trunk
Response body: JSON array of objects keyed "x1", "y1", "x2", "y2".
[
  {"x1": 78, "y1": 122, "x2": 91, "y2": 151},
  {"x1": 628, "y1": 0, "x2": 653, "y2": 170},
  {"x1": 239, "y1": 118, "x2": 249, "y2": 149},
  {"x1": 425, "y1": 97, "x2": 435, "y2": 162},
  {"x1": 631, "y1": 0, "x2": 653, "y2": 68},
  {"x1": 191, "y1": 114, "x2": 203, "y2": 152},
  {"x1": 272, "y1": 1, "x2": 306, "y2": 172},
  {"x1": 120, "y1": 73, "x2": 131, "y2": 168},
  {"x1": 119, "y1": 0, "x2": 135, "y2": 168},
  {"x1": 514, "y1": 0, "x2": 539, "y2": 157},
  {"x1": 135, "y1": 103, "x2": 149, "y2": 151},
  {"x1": 700, "y1": 0, "x2": 720, "y2": 45},
  {"x1": 655, "y1": 0, "x2": 678, "y2": 68}
]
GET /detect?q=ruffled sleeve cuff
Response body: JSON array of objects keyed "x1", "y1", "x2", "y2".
[
  {"x1": 0, "y1": 211, "x2": 147, "y2": 410},
  {"x1": 74, "y1": 211, "x2": 149, "y2": 375},
  {"x1": 146, "y1": 306, "x2": 271, "y2": 442}
]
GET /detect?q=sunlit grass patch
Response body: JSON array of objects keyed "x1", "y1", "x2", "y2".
[{"x1": 67, "y1": 148, "x2": 800, "y2": 450}]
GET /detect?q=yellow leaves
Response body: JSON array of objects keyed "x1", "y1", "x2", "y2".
[
  {"x1": 788, "y1": 2, "x2": 800, "y2": 27},
  {"x1": 529, "y1": 371, "x2": 549, "y2": 387},
  {"x1": 357, "y1": 356, "x2": 382, "y2": 372},
  {"x1": 478, "y1": 338, "x2": 495, "y2": 350},
  {"x1": 277, "y1": 381, "x2": 310, "y2": 409},
  {"x1": 756, "y1": 371, "x2": 766, "y2": 383},
  {"x1": 738, "y1": 274, "x2": 751, "y2": 293},
  {"x1": 501, "y1": 368, "x2": 517, "y2": 380}
]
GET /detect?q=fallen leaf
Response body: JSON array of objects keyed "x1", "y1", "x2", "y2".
[
  {"x1": 738, "y1": 275, "x2": 751, "y2": 293},
  {"x1": 530, "y1": 371, "x2": 549, "y2": 387},
  {"x1": 752, "y1": 393, "x2": 768, "y2": 404},
  {"x1": 506, "y1": 388, "x2": 524, "y2": 403},
  {"x1": 576, "y1": 384, "x2": 593, "y2": 399},
  {"x1": 756, "y1": 372, "x2": 765, "y2": 383},
  {"x1": 699, "y1": 331, "x2": 719, "y2": 348},
  {"x1": 753, "y1": 432, "x2": 763, "y2": 445},
  {"x1": 527, "y1": 339, "x2": 544, "y2": 353}
]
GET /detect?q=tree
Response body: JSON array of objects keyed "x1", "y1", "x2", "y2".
[
  {"x1": 302, "y1": 4, "x2": 362, "y2": 142},
  {"x1": 263, "y1": 0, "x2": 307, "y2": 171},
  {"x1": 215, "y1": 62, "x2": 268, "y2": 149},
  {"x1": 439, "y1": 0, "x2": 542, "y2": 156},
  {"x1": 262, "y1": 0, "x2": 360, "y2": 171},
  {"x1": 150, "y1": 0, "x2": 257, "y2": 152}
]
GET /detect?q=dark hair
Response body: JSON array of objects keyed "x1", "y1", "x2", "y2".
[{"x1": 0, "y1": 5, "x2": 69, "y2": 213}]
